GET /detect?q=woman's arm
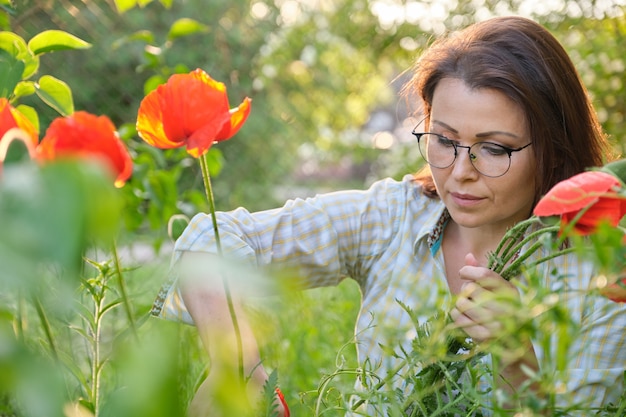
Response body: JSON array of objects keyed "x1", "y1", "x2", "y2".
[{"x1": 180, "y1": 252, "x2": 284, "y2": 416}]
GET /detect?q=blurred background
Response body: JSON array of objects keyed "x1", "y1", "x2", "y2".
[{"x1": 12, "y1": 0, "x2": 625, "y2": 218}]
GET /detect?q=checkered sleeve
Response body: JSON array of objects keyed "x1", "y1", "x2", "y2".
[{"x1": 151, "y1": 177, "x2": 409, "y2": 323}]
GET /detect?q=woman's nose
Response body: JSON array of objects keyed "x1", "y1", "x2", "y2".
[{"x1": 451, "y1": 146, "x2": 479, "y2": 178}]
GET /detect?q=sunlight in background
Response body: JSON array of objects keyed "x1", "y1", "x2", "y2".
[
  {"x1": 252, "y1": 0, "x2": 626, "y2": 27},
  {"x1": 249, "y1": 0, "x2": 626, "y2": 161}
]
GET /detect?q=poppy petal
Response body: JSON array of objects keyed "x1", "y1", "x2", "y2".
[
  {"x1": 185, "y1": 112, "x2": 232, "y2": 158},
  {"x1": 162, "y1": 70, "x2": 229, "y2": 142},
  {"x1": 137, "y1": 87, "x2": 184, "y2": 149},
  {"x1": 275, "y1": 387, "x2": 290, "y2": 417},
  {"x1": 38, "y1": 112, "x2": 133, "y2": 187},
  {"x1": 0, "y1": 98, "x2": 38, "y2": 145},
  {"x1": 534, "y1": 171, "x2": 620, "y2": 216},
  {"x1": 559, "y1": 194, "x2": 626, "y2": 235},
  {"x1": 216, "y1": 97, "x2": 252, "y2": 141}
]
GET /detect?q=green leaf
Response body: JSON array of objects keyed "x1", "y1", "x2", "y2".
[
  {"x1": 601, "y1": 159, "x2": 626, "y2": 186},
  {"x1": 167, "y1": 18, "x2": 209, "y2": 41},
  {"x1": 111, "y1": 30, "x2": 155, "y2": 50},
  {"x1": 35, "y1": 75, "x2": 74, "y2": 116},
  {"x1": 15, "y1": 104, "x2": 39, "y2": 135},
  {"x1": 167, "y1": 214, "x2": 189, "y2": 241},
  {"x1": 0, "y1": 48, "x2": 23, "y2": 98},
  {"x1": 0, "y1": 31, "x2": 26, "y2": 56},
  {"x1": 0, "y1": 31, "x2": 39, "y2": 79},
  {"x1": 113, "y1": 0, "x2": 137, "y2": 13},
  {"x1": 143, "y1": 74, "x2": 166, "y2": 95},
  {"x1": 0, "y1": 161, "x2": 122, "y2": 289},
  {"x1": 13, "y1": 80, "x2": 36, "y2": 100},
  {"x1": 205, "y1": 147, "x2": 224, "y2": 177},
  {"x1": 0, "y1": 12, "x2": 9, "y2": 32},
  {"x1": 28, "y1": 30, "x2": 91, "y2": 55}
]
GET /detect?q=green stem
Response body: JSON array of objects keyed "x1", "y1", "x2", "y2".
[
  {"x1": 496, "y1": 217, "x2": 538, "y2": 257},
  {"x1": 488, "y1": 218, "x2": 542, "y2": 272},
  {"x1": 493, "y1": 201, "x2": 598, "y2": 279},
  {"x1": 349, "y1": 357, "x2": 428, "y2": 411},
  {"x1": 92, "y1": 290, "x2": 103, "y2": 417},
  {"x1": 614, "y1": 392, "x2": 626, "y2": 417},
  {"x1": 199, "y1": 153, "x2": 245, "y2": 384},
  {"x1": 15, "y1": 290, "x2": 25, "y2": 344},
  {"x1": 33, "y1": 295, "x2": 58, "y2": 360},
  {"x1": 515, "y1": 247, "x2": 577, "y2": 273},
  {"x1": 111, "y1": 242, "x2": 137, "y2": 340}
]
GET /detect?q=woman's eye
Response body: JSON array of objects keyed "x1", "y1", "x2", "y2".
[
  {"x1": 480, "y1": 143, "x2": 508, "y2": 156},
  {"x1": 437, "y1": 136, "x2": 455, "y2": 147}
]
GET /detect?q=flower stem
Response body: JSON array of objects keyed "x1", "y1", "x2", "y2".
[
  {"x1": 491, "y1": 201, "x2": 597, "y2": 280},
  {"x1": 488, "y1": 218, "x2": 540, "y2": 273},
  {"x1": 199, "y1": 153, "x2": 245, "y2": 383},
  {"x1": 111, "y1": 241, "x2": 138, "y2": 341},
  {"x1": 32, "y1": 295, "x2": 58, "y2": 360},
  {"x1": 495, "y1": 225, "x2": 559, "y2": 276}
]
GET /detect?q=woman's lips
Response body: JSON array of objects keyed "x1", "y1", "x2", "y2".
[{"x1": 450, "y1": 192, "x2": 484, "y2": 207}]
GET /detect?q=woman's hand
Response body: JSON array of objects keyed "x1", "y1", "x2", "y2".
[
  {"x1": 449, "y1": 253, "x2": 541, "y2": 400},
  {"x1": 449, "y1": 253, "x2": 520, "y2": 343}
]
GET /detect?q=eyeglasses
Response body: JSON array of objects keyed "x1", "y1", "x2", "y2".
[{"x1": 412, "y1": 132, "x2": 532, "y2": 178}]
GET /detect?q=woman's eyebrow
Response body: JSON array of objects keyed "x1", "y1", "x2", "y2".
[
  {"x1": 432, "y1": 120, "x2": 521, "y2": 139},
  {"x1": 476, "y1": 131, "x2": 521, "y2": 139},
  {"x1": 431, "y1": 120, "x2": 457, "y2": 133}
]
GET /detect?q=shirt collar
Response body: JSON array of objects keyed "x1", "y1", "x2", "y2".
[{"x1": 414, "y1": 201, "x2": 450, "y2": 257}]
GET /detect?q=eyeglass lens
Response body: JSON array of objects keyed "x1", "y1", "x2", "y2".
[{"x1": 417, "y1": 133, "x2": 512, "y2": 177}]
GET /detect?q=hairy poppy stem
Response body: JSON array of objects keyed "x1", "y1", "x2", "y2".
[{"x1": 199, "y1": 153, "x2": 245, "y2": 384}]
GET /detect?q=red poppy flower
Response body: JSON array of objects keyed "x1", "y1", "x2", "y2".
[
  {"x1": 0, "y1": 98, "x2": 38, "y2": 148},
  {"x1": 275, "y1": 387, "x2": 290, "y2": 417},
  {"x1": 136, "y1": 68, "x2": 251, "y2": 158},
  {"x1": 37, "y1": 112, "x2": 133, "y2": 187},
  {"x1": 600, "y1": 277, "x2": 626, "y2": 303},
  {"x1": 533, "y1": 171, "x2": 626, "y2": 235}
]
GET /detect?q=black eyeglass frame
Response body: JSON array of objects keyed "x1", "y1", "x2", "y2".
[{"x1": 412, "y1": 131, "x2": 533, "y2": 178}]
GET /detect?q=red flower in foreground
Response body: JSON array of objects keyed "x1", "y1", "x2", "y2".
[
  {"x1": 0, "y1": 98, "x2": 38, "y2": 145},
  {"x1": 533, "y1": 171, "x2": 626, "y2": 235},
  {"x1": 600, "y1": 277, "x2": 626, "y2": 303},
  {"x1": 275, "y1": 387, "x2": 290, "y2": 417},
  {"x1": 136, "y1": 68, "x2": 251, "y2": 158},
  {"x1": 37, "y1": 112, "x2": 133, "y2": 187}
]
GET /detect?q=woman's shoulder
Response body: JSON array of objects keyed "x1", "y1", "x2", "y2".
[{"x1": 367, "y1": 174, "x2": 441, "y2": 207}]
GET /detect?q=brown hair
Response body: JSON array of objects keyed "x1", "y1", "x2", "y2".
[{"x1": 403, "y1": 16, "x2": 612, "y2": 203}]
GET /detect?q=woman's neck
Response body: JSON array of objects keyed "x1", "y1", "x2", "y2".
[{"x1": 443, "y1": 220, "x2": 508, "y2": 266}]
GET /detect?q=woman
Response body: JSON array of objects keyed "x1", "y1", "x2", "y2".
[{"x1": 151, "y1": 16, "x2": 625, "y2": 416}]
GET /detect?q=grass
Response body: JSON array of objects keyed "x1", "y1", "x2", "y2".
[
  {"x1": 254, "y1": 279, "x2": 362, "y2": 416},
  {"x1": 4, "y1": 240, "x2": 625, "y2": 416},
  {"x1": 129, "y1": 248, "x2": 363, "y2": 416}
]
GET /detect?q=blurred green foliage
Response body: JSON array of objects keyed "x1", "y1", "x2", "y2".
[{"x1": 7, "y1": 0, "x2": 626, "y2": 235}]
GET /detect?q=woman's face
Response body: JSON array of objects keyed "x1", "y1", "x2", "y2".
[{"x1": 428, "y1": 78, "x2": 536, "y2": 232}]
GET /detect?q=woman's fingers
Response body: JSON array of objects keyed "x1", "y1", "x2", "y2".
[
  {"x1": 449, "y1": 306, "x2": 498, "y2": 341},
  {"x1": 453, "y1": 277, "x2": 520, "y2": 342}
]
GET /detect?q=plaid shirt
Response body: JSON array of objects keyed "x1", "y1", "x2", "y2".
[{"x1": 152, "y1": 174, "x2": 626, "y2": 410}]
